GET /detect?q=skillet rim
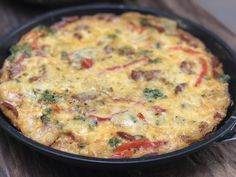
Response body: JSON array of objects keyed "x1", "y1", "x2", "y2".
[{"x1": 0, "y1": 4, "x2": 236, "y2": 166}]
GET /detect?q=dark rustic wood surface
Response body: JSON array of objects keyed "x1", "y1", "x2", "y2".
[{"x1": 0, "y1": 0, "x2": 236, "y2": 177}]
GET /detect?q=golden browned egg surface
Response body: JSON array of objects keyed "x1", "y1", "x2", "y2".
[{"x1": 0, "y1": 13, "x2": 230, "y2": 158}]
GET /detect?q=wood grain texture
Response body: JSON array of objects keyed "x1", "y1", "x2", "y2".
[{"x1": 0, "y1": 0, "x2": 236, "y2": 176}]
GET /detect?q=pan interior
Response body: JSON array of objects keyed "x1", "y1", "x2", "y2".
[{"x1": 0, "y1": 5, "x2": 235, "y2": 165}]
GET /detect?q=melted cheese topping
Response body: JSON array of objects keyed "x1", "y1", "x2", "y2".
[{"x1": 0, "y1": 12, "x2": 230, "y2": 158}]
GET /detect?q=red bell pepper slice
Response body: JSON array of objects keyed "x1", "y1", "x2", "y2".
[
  {"x1": 112, "y1": 138, "x2": 167, "y2": 158},
  {"x1": 114, "y1": 139, "x2": 166, "y2": 153},
  {"x1": 152, "y1": 105, "x2": 166, "y2": 115},
  {"x1": 30, "y1": 42, "x2": 40, "y2": 50},
  {"x1": 169, "y1": 46, "x2": 202, "y2": 54},
  {"x1": 21, "y1": 30, "x2": 46, "y2": 44},
  {"x1": 103, "y1": 57, "x2": 149, "y2": 72},
  {"x1": 89, "y1": 115, "x2": 111, "y2": 122},
  {"x1": 137, "y1": 112, "x2": 146, "y2": 121},
  {"x1": 141, "y1": 140, "x2": 167, "y2": 149},
  {"x1": 81, "y1": 58, "x2": 93, "y2": 69},
  {"x1": 129, "y1": 22, "x2": 145, "y2": 33},
  {"x1": 115, "y1": 139, "x2": 148, "y2": 153},
  {"x1": 52, "y1": 105, "x2": 61, "y2": 113},
  {"x1": 194, "y1": 57, "x2": 208, "y2": 86},
  {"x1": 111, "y1": 149, "x2": 133, "y2": 159}
]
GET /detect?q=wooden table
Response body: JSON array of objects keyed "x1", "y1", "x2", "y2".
[{"x1": 0, "y1": 0, "x2": 236, "y2": 176}]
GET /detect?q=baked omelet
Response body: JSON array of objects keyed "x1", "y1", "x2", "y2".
[{"x1": 0, "y1": 13, "x2": 230, "y2": 158}]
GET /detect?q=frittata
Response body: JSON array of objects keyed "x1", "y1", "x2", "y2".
[{"x1": 0, "y1": 13, "x2": 230, "y2": 158}]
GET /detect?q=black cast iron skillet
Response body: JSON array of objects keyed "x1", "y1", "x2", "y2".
[{"x1": 0, "y1": 4, "x2": 236, "y2": 169}]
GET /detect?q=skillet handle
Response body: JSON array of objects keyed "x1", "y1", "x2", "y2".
[{"x1": 217, "y1": 116, "x2": 236, "y2": 142}]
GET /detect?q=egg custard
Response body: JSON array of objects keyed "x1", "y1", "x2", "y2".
[{"x1": 0, "y1": 13, "x2": 230, "y2": 158}]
